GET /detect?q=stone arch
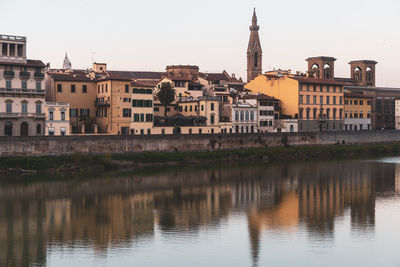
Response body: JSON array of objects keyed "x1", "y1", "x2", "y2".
[
  {"x1": 311, "y1": 64, "x2": 320, "y2": 78},
  {"x1": 366, "y1": 66, "x2": 374, "y2": 85},
  {"x1": 324, "y1": 64, "x2": 332, "y2": 79},
  {"x1": 354, "y1": 67, "x2": 362, "y2": 81}
]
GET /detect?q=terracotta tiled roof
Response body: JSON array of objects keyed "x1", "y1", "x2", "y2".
[
  {"x1": 131, "y1": 81, "x2": 154, "y2": 87},
  {"x1": 49, "y1": 72, "x2": 94, "y2": 82},
  {"x1": 291, "y1": 77, "x2": 350, "y2": 86},
  {"x1": 109, "y1": 70, "x2": 164, "y2": 80},
  {"x1": 0, "y1": 59, "x2": 46, "y2": 68},
  {"x1": 200, "y1": 72, "x2": 230, "y2": 81},
  {"x1": 242, "y1": 93, "x2": 279, "y2": 101}
]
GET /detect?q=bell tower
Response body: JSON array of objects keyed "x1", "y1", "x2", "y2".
[{"x1": 247, "y1": 8, "x2": 262, "y2": 82}]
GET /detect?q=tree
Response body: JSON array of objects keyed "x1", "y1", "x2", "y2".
[{"x1": 156, "y1": 82, "x2": 176, "y2": 117}]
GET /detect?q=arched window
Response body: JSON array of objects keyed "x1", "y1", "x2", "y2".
[
  {"x1": 235, "y1": 111, "x2": 239, "y2": 121},
  {"x1": 250, "y1": 111, "x2": 254, "y2": 121},
  {"x1": 324, "y1": 64, "x2": 332, "y2": 79},
  {"x1": 240, "y1": 111, "x2": 244, "y2": 121},
  {"x1": 254, "y1": 52, "x2": 258, "y2": 68},
  {"x1": 354, "y1": 67, "x2": 362, "y2": 81},
  {"x1": 245, "y1": 111, "x2": 249, "y2": 121},
  {"x1": 4, "y1": 121, "x2": 13, "y2": 136},
  {"x1": 326, "y1": 108, "x2": 330, "y2": 119},
  {"x1": 311, "y1": 64, "x2": 319, "y2": 78},
  {"x1": 290, "y1": 125, "x2": 294, "y2": 133},
  {"x1": 366, "y1": 67, "x2": 373, "y2": 85}
]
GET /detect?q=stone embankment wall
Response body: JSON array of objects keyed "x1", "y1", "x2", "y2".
[{"x1": 1, "y1": 131, "x2": 400, "y2": 157}]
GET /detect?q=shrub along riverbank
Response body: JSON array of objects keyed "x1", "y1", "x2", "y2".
[{"x1": 1, "y1": 142, "x2": 400, "y2": 176}]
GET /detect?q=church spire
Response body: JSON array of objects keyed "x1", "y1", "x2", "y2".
[
  {"x1": 63, "y1": 52, "x2": 72, "y2": 70},
  {"x1": 247, "y1": 8, "x2": 262, "y2": 82}
]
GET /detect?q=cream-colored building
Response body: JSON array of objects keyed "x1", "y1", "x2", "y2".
[
  {"x1": 232, "y1": 100, "x2": 257, "y2": 133},
  {"x1": 45, "y1": 102, "x2": 70, "y2": 136},
  {"x1": 130, "y1": 82, "x2": 154, "y2": 135},
  {"x1": 395, "y1": 99, "x2": 400, "y2": 131},
  {"x1": 0, "y1": 34, "x2": 46, "y2": 136}
]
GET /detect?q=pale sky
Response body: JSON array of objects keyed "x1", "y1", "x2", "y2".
[{"x1": 1, "y1": 0, "x2": 399, "y2": 87}]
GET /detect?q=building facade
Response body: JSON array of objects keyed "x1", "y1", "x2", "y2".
[
  {"x1": 344, "y1": 92, "x2": 372, "y2": 131},
  {"x1": 0, "y1": 34, "x2": 46, "y2": 136},
  {"x1": 232, "y1": 100, "x2": 257, "y2": 133},
  {"x1": 45, "y1": 102, "x2": 70, "y2": 135}
]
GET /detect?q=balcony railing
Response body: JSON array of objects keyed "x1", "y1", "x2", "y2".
[
  {"x1": 34, "y1": 72, "x2": 44, "y2": 79},
  {"x1": 0, "y1": 112, "x2": 46, "y2": 119},
  {"x1": 3, "y1": 70, "x2": 15, "y2": 78},
  {"x1": 19, "y1": 71, "x2": 30, "y2": 79},
  {"x1": 95, "y1": 99, "x2": 110, "y2": 107},
  {"x1": 0, "y1": 88, "x2": 45, "y2": 95}
]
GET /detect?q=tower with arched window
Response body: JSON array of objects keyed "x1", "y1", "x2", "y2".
[
  {"x1": 349, "y1": 60, "x2": 377, "y2": 87},
  {"x1": 247, "y1": 8, "x2": 262, "y2": 82},
  {"x1": 306, "y1": 57, "x2": 336, "y2": 80}
]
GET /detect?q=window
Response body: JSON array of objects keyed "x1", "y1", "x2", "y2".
[
  {"x1": 36, "y1": 124, "x2": 41, "y2": 135},
  {"x1": 125, "y1": 84, "x2": 129, "y2": 93},
  {"x1": 360, "y1": 100, "x2": 364, "y2": 105},
  {"x1": 134, "y1": 113, "x2": 139, "y2": 122},
  {"x1": 326, "y1": 86, "x2": 330, "y2": 93},
  {"x1": 146, "y1": 114, "x2": 153, "y2": 122},
  {"x1": 201, "y1": 105, "x2": 204, "y2": 111},
  {"x1": 162, "y1": 129, "x2": 165, "y2": 134},
  {"x1": 211, "y1": 103, "x2": 214, "y2": 111},
  {"x1": 36, "y1": 82, "x2": 41, "y2": 90},
  {"x1": 123, "y1": 98, "x2": 131, "y2": 103},
  {"x1": 106, "y1": 84, "x2": 108, "y2": 92},
  {"x1": 102, "y1": 84, "x2": 104, "y2": 93},
  {"x1": 61, "y1": 111, "x2": 65, "y2": 120},
  {"x1": 98, "y1": 85, "x2": 100, "y2": 93},
  {"x1": 71, "y1": 84, "x2": 76, "y2": 93},
  {"x1": 190, "y1": 105, "x2": 192, "y2": 112},
  {"x1": 313, "y1": 95, "x2": 317, "y2": 104},
  {"x1": 354, "y1": 100, "x2": 358, "y2": 105},
  {"x1": 6, "y1": 101, "x2": 12, "y2": 113},
  {"x1": 320, "y1": 96, "x2": 323, "y2": 104},
  {"x1": 147, "y1": 129, "x2": 151, "y2": 135},
  {"x1": 250, "y1": 111, "x2": 254, "y2": 121},
  {"x1": 313, "y1": 85, "x2": 316, "y2": 92},
  {"x1": 140, "y1": 113, "x2": 145, "y2": 122},
  {"x1": 360, "y1": 112, "x2": 363, "y2": 118},
  {"x1": 333, "y1": 86, "x2": 337, "y2": 92},
  {"x1": 306, "y1": 109, "x2": 310, "y2": 119},
  {"x1": 245, "y1": 111, "x2": 249, "y2": 121},
  {"x1": 313, "y1": 108, "x2": 317, "y2": 118},
  {"x1": 299, "y1": 95, "x2": 303, "y2": 104},
  {"x1": 154, "y1": 107, "x2": 160, "y2": 112},
  {"x1": 326, "y1": 96, "x2": 330, "y2": 105},
  {"x1": 333, "y1": 96, "x2": 336, "y2": 105},
  {"x1": 21, "y1": 102, "x2": 27, "y2": 113},
  {"x1": 184, "y1": 106, "x2": 188, "y2": 112},
  {"x1": 82, "y1": 85, "x2": 87, "y2": 93},
  {"x1": 340, "y1": 97, "x2": 343, "y2": 105},
  {"x1": 49, "y1": 111, "x2": 54, "y2": 120},
  {"x1": 21, "y1": 81, "x2": 27, "y2": 89},
  {"x1": 6, "y1": 80, "x2": 12, "y2": 89},
  {"x1": 235, "y1": 111, "x2": 239, "y2": 121},
  {"x1": 210, "y1": 114, "x2": 215, "y2": 125},
  {"x1": 306, "y1": 95, "x2": 310, "y2": 104},
  {"x1": 36, "y1": 102, "x2": 42, "y2": 114},
  {"x1": 122, "y1": 109, "x2": 131, "y2": 118},
  {"x1": 240, "y1": 111, "x2": 244, "y2": 121},
  {"x1": 70, "y1": 109, "x2": 78, "y2": 118}
]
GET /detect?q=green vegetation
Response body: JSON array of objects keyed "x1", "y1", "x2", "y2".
[
  {"x1": 156, "y1": 82, "x2": 176, "y2": 116},
  {"x1": 1, "y1": 143, "x2": 400, "y2": 176}
]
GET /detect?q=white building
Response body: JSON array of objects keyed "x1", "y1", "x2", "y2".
[
  {"x1": 232, "y1": 100, "x2": 257, "y2": 133},
  {"x1": 45, "y1": 102, "x2": 70, "y2": 136},
  {"x1": 0, "y1": 34, "x2": 46, "y2": 136},
  {"x1": 242, "y1": 93, "x2": 280, "y2": 133},
  {"x1": 275, "y1": 119, "x2": 298, "y2": 133}
]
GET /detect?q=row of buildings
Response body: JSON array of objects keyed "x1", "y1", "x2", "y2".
[{"x1": 1, "y1": 10, "x2": 400, "y2": 137}]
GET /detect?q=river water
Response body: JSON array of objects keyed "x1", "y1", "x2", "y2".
[{"x1": 1, "y1": 158, "x2": 400, "y2": 267}]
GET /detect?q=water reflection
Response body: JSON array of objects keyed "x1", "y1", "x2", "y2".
[{"x1": 0, "y1": 160, "x2": 399, "y2": 267}]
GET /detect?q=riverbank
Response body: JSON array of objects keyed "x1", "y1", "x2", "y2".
[{"x1": 1, "y1": 142, "x2": 400, "y2": 176}]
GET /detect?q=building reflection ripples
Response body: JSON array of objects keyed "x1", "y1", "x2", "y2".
[{"x1": 0, "y1": 160, "x2": 399, "y2": 267}]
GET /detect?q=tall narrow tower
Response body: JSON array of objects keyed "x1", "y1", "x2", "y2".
[{"x1": 247, "y1": 8, "x2": 262, "y2": 82}]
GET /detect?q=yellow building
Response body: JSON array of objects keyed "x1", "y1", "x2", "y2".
[
  {"x1": 344, "y1": 91, "x2": 372, "y2": 131},
  {"x1": 245, "y1": 70, "x2": 346, "y2": 132},
  {"x1": 95, "y1": 73, "x2": 132, "y2": 135},
  {"x1": 45, "y1": 70, "x2": 97, "y2": 133}
]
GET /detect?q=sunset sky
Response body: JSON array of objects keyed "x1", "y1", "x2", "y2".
[{"x1": 1, "y1": 0, "x2": 399, "y2": 86}]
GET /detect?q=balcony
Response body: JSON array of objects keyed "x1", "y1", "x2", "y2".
[
  {"x1": 0, "y1": 88, "x2": 45, "y2": 96},
  {"x1": 19, "y1": 71, "x2": 30, "y2": 79},
  {"x1": 3, "y1": 70, "x2": 15, "y2": 79},
  {"x1": 0, "y1": 112, "x2": 46, "y2": 119},
  {"x1": 95, "y1": 99, "x2": 110, "y2": 107},
  {"x1": 34, "y1": 72, "x2": 44, "y2": 80}
]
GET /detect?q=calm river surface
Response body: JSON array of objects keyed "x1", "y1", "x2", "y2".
[{"x1": 1, "y1": 158, "x2": 400, "y2": 267}]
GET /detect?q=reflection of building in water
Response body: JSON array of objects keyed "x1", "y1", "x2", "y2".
[
  {"x1": 246, "y1": 162, "x2": 377, "y2": 266},
  {"x1": 395, "y1": 164, "x2": 400, "y2": 193}
]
